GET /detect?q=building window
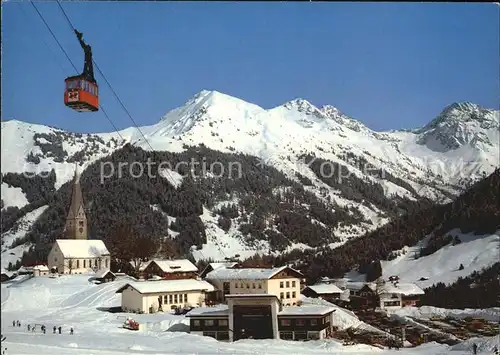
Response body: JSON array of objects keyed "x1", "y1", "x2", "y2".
[
  {"x1": 280, "y1": 281, "x2": 284, "y2": 288},
  {"x1": 286, "y1": 292, "x2": 290, "y2": 299},
  {"x1": 292, "y1": 291, "x2": 296, "y2": 298},
  {"x1": 83, "y1": 260, "x2": 86, "y2": 268},
  {"x1": 169, "y1": 295, "x2": 173, "y2": 303},
  {"x1": 235, "y1": 283, "x2": 239, "y2": 288},
  {"x1": 203, "y1": 331, "x2": 216, "y2": 338},
  {"x1": 193, "y1": 320, "x2": 200, "y2": 327},
  {"x1": 296, "y1": 319, "x2": 305, "y2": 326},
  {"x1": 205, "y1": 320, "x2": 214, "y2": 326},
  {"x1": 219, "y1": 319, "x2": 228, "y2": 326},
  {"x1": 308, "y1": 331, "x2": 320, "y2": 340},
  {"x1": 280, "y1": 292, "x2": 284, "y2": 299},
  {"x1": 246, "y1": 283, "x2": 250, "y2": 288},
  {"x1": 280, "y1": 319, "x2": 291, "y2": 326},
  {"x1": 292, "y1": 281, "x2": 296, "y2": 287},
  {"x1": 164, "y1": 295, "x2": 168, "y2": 303},
  {"x1": 76, "y1": 260, "x2": 80, "y2": 268},
  {"x1": 384, "y1": 301, "x2": 401, "y2": 307},
  {"x1": 286, "y1": 281, "x2": 290, "y2": 288},
  {"x1": 258, "y1": 283, "x2": 262, "y2": 289},
  {"x1": 174, "y1": 294, "x2": 178, "y2": 303},
  {"x1": 105, "y1": 259, "x2": 108, "y2": 268},
  {"x1": 184, "y1": 294, "x2": 188, "y2": 302},
  {"x1": 217, "y1": 331, "x2": 229, "y2": 340},
  {"x1": 252, "y1": 283, "x2": 255, "y2": 289},
  {"x1": 280, "y1": 331, "x2": 293, "y2": 340},
  {"x1": 310, "y1": 319, "x2": 317, "y2": 326},
  {"x1": 295, "y1": 331, "x2": 307, "y2": 341}
]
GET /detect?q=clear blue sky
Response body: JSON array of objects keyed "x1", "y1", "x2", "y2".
[{"x1": 3, "y1": 2, "x2": 499, "y2": 133}]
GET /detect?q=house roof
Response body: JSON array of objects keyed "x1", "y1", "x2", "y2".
[
  {"x1": 54, "y1": 239, "x2": 109, "y2": 258},
  {"x1": 345, "y1": 282, "x2": 376, "y2": 291},
  {"x1": 149, "y1": 259, "x2": 198, "y2": 273},
  {"x1": 380, "y1": 282, "x2": 425, "y2": 296},
  {"x1": 116, "y1": 279, "x2": 215, "y2": 294},
  {"x1": 279, "y1": 305, "x2": 336, "y2": 316},
  {"x1": 199, "y1": 261, "x2": 238, "y2": 278},
  {"x1": 205, "y1": 265, "x2": 303, "y2": 281},
  {"x1": 186, "y1": 305, "x2": 229, "y2": 317},
  {"x1": 93, "y1": 268, "x2": 115, "y2": 279},
  {"x1": 129, "y1": 260, "x2": 152, "y2": 271},
  {"x1": 304, "y1": 284, "x2": 343, "y2": 295}
]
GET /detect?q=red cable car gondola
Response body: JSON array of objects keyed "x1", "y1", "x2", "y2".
[{"x1": 64, "y1": 29, "x2": 98, "y2": 112}]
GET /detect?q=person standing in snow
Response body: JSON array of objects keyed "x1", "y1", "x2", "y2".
[
  {"x1": 58, "y1": 326, "x2": 62, "y2": 334},
  {"x1": 12, "y1": 321, "x2": 15, "y2": 327},
  {"x1": 27, "y1": 324, "x2": 31, "y2": 332},
  {"x1": 53, "y1": 326, "x2": 56, "y2": 334},
  {"x1": 472, "y1": 343, "x2": 477, "y2": 355},
  {"x1": 70, "y1": 327, "x2": 74, "y2": 335}
]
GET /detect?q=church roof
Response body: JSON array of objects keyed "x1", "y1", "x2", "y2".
[{"x1": 54, "y1": 239, "x2": 109, "y2": 258}]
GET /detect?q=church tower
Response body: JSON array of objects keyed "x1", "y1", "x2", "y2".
[{"x1": 63, "y1": 167, "x2": 88, "y2": 240}]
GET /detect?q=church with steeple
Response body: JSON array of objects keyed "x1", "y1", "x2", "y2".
[
  {"x1": 47, "y1": 166, "x2": 111, "y2": 274},
  {"x1": 63, "y1": 169, "x2": 88, "y2": 239}
]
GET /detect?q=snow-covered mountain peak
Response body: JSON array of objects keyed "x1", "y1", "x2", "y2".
[
  {"x1": 281, "y1": 98, "x2": 324, "y2": 117},
  {"x1": 415, "y1": 102, "x2": 499, "y2": 152},
  {"x1": 320, "y1": 105, "x2": 371, "y2": 133}
]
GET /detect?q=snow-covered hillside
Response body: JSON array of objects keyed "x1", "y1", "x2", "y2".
[
  {"x1": 1, "y1": 274, "x2": 497, "y2": 355},
  {"x1": 381, "y1": 229, "x2": 500, "y2": 289},
  {"x1": 1, "y1": 90, "x2": 499, "y2": 269}
]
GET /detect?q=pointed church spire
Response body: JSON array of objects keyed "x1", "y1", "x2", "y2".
[{"x1": 64, "y1": 165, "x2": 88, "y2": 239}]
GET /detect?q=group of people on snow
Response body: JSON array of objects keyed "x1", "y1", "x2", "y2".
[{"x1": 13, "y1": 320, "x2": 73, "y2": 335}]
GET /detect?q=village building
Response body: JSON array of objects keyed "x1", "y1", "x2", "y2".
[
  {"x1": 89, "y1": 268, "x2": 116, "y2": 283},
  {"x1": 47, "y1": 239, "x2": 111, "y2": 274},
  {"x1": 142, "y1": 259, "x2": 198, "y2": 280},
  {"x1": 204, "y1": 265, "x2": 304, "y2": 306},
  {"x1": 301, "y1": 284, "x2": 343, "y2": 302},
  {"x1": 115, "y1": 279, "x2": 215, "y2": 314},
  {"x1": 344, "y1": 281, "x2": 424, "y2": 310},
  {"x1": 187, "y1": 295, "x2": 335, "y2": 342},
  {"x1": 33, "y1": 265, "x2": 50, "y2": 277},
  {"x1": 46, "y1": 167, "x2": 112, "y2": 275},
  {"x1": 378, "y1": 282, "x2": 425, "y2": 310}
]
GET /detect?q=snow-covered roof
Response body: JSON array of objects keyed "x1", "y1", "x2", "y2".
[
  {"x1": 93, "y1": 268, "x2": 115, "y2": 279},
  {"x1": 149, "y1": 259, "x2": 198, "y2": 273},
  {"x1": 209, "y1": 262, "x2": 238, "y2": 270},
  {"x1": 345, "y1": 282, "x2": 376, "y2": 291},
  {"x1": 205, "y1": 266, "x2": 302, "y2": 281},
  {"x1": 54, "y1": 239, "x2": 109, "y2": 258},
  {"x1": 116, "y1": 279, "x2": 215, "y2": 294},
  {"x1": 380, "y1": 282, "x2": 425, "y2": 296},
  {"x1": 186, "y1": 305, "x2": 229, "y2": 317},
  {"x1": 279, "y1": 305, "x2": 336, "y2": 316},
  {"x1": 33, "y1": 265, "x2": 49, "y2": 271},
  {"x1": 305, "y1": 284, "x2": 343, "y2": 295},
  {"x1": 1, "y1": 270, "x2": 14, "y2": 277},
  {"x1": 129, "y1": 260, "x2": 152, "y2": 271}
]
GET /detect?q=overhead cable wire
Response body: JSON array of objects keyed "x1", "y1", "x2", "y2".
[{"x1": 29, "y1": 0, "x2": 125, "y2": 141}]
